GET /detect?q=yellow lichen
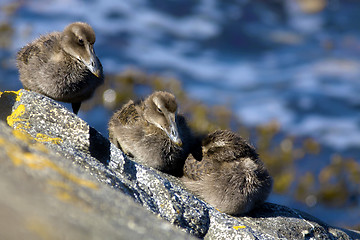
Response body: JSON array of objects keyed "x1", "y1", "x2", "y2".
[
  {"x1": 25, "y1": 218, "x2": 56, "y2": 240},
  {"x1": 5, "y1": 90, "x2": 26, "y2": 129},
  {"x1": 233, "y1": 225, "x2": 246, "y2": 230},
  {"x1": 6, "y1": 145, "x2": 23, "y2": 166},
  {"x1": 14, "y1": 89, "x2": 23, "y2": 101},
  {"x1": 65, "y1": 173, "x2": 98, "y2": 190},
  {"x1": 1, "y1": 89, "x2": 23, "y2": 101},
  {"x1": 55, "y1": 190, "x2": 73, "y2": 202},
  {"x1": 0, "y1": 89, "x2": 22, "y2": 98},
  {"x1": 48, "y1": 180, "x2": 72, "y2": 190},
  {"x1": 47, "y1": 180, "x2": 92, "y2": 211},
  {"x1": 10, "y1": 129, "x2": 49, "y2": 153},
  {"x1": 3, "y1": 138, "x2": 98, "y2": 190},
  {"x1": 7, "y1": 104, "x2": 26, "y2": 128},
  {"x1": 31, "y1": 142, "x2": 49, "y2": 153},
  {"x1": 3, "y1": 93, "x2": 97, "y2": 190},
  {"x1": 12, "y1": 129, "x2": 32, "y2": 142},
  {"x1": 35, "y1": 133, "x2": 63, "y2": 144}
]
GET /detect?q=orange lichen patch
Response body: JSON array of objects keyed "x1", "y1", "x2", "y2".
[
  {"x1": 35, "y1": 133, "x2": 63, "y2": 144},
  {"x1": 233, "y1": 225, "x2": 246, "y2": 230}
]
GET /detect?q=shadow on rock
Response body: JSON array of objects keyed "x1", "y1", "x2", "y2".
[
  {"x1": 89, "y1": 127, "x2": 110, "y2": 165},
  {"x1": 0, "y1": 91, "x2": 17, "y2": 122}
]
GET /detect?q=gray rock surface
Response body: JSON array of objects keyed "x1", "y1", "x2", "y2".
[{"x1": 1, "y1": 89, "x2": 359, "y2": 240}]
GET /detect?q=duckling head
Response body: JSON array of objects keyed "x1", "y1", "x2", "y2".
[
  {"x1": 61, "y1": 22, "x2": 102, "y2": 78},
  {"x1": 144, "y1": 91, "x2": 183, "y2": 147}
]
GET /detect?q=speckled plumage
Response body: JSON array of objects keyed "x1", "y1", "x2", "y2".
[
  {"x1": 182, "y1": 130, "x2": 273, "y2": 215},
  {"x1": 17, "y1": 22, "x2": 104, "y2": 114},
  {"x1": 108, "y1": 91, "x2": 197, "y2": 177}
]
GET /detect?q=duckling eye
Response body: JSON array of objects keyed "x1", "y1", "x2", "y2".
[
  {"x1": 78, "y1": 38, "x2": 84, "y2": 46},
  {"x1": 157, "y1": 107, "x2": 163, "y2": 113}
]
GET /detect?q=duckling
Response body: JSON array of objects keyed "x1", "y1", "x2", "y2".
[
  {"x1": 182, "y1": 130, "x2": 273, "y2": 215},
  {"x1": 17, "y1": 22, "x2": 104, "y2": 114},
  {"x1": 108, "y1": 91, "x2": 196, "y2": 177}
]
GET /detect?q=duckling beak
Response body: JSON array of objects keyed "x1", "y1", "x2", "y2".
[
  {"x1": 84, "y1": 46, "x2": 102, "y2": 78},
  {"x1": 166, "y1": 120, "x2": 183, "y2": 147}
]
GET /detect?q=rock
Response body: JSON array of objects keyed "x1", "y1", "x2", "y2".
[
  {"x1": 0, "y1": 89, "x2": 359, "y2": 240},
  {"x1": 0, "y1": 91, "x2": 196, "y2": 240}
]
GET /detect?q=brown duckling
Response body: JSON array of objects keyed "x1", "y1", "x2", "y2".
[
  {"x1": 108, "y1": 91, "x2": 196, "y2": 177},
  {"x1": 182, "y1": 130, "x2": 273, "y2": 215},
  {"x1": 17, "y1": 22, "x2": 104, "y2": 114}
]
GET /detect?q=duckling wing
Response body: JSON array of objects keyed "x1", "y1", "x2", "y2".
[
  {"x1": 108, "y1": 100, "x2": 140, "y2": 143},
  {"x1": 17, "y1": 33, "x2": 60, "y2": 65},
  {"x1": 116, "y1": 101, "x2": 141, "y2": 125}
]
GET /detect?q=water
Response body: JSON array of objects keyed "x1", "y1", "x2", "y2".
[{"x1": 1, "y1": 0, "x2": 359, "y2": 229}]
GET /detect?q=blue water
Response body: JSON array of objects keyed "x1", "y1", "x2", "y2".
[{"x1": 1, "y1": 0, "x2": 359, "y2": 229}]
